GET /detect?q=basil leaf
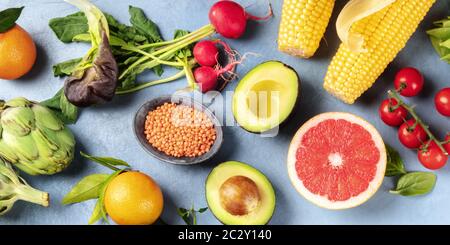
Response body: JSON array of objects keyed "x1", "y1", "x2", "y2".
[
  {"x1": 62, "y1": 174, "x2": 110, "y2": 205},
  {"x1": 49, "y1": 12, "x2": 88, "y2": 43},
  {"x1": 385, "y1": 144, "x2": 407, "y2": 177},
  {"x1": 390, "y1": 172, "x2": 436, "y2": 196},
  {"x1": 129, "y1": 6, "x2": 162, "y2": 43},
  {"x1": 53, "y1": 58, "x2": 82, "y2": 77},
  {"x1": 88, "y1": 199, "x2": 103, "y2": 225},
  {"x1": 0, "y1": 7, "x2": 24, "y2": 33},
  {"x1": 80, "y1": 151, "x2": 131, "y2": 171}
]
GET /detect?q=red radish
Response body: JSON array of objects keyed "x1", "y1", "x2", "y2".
[
  {"x1": 194, "y1": 59, "x2": 241, "y2": 93},
  {"x1": 194, "y1": 40, "x2": 219, "y2": 67},
  {"x1": 194, "y1": 66, "x2": 219, "y2": 92},
  {"x1": 209, "y1": 0, "x2": 273, "y2": 39}
]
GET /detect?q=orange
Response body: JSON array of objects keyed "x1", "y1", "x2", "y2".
[
  {"x1": 104, "y1": 171, "x2": 164, "y2": 225},
  {"x1": 0, "y1": 25, "x2": 37, "y2": 80}
]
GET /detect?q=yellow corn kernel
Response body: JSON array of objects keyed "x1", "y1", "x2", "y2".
[
  {"x1": 324, "y1": 0, "x2": 435, "y2": 104},
  {"x1": 278, "y1": 0, "x2": 335, "y2": 58}
]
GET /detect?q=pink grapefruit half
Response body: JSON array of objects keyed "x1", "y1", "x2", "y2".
[{"x1": 287, "y1": 112, "x2": 386, "y2": 209}]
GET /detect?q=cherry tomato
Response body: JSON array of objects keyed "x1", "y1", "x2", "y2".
[
  {"x1": 394, "y1": 67, "x2": 424, "y2": 97},
  {"x1": 379, "y1": 98, "x2": 408, "y2": 126},
  {"x1": 444, "y1": 134, "x2": 450, "y2": 154},
  {"x1": 435, "y1": 88, "x2": 450, "y2": 117},
  {"x1": 418, "y1": 140, "x2": 448, "y2": 170},
  {"x1": 398, "y1": 119, "x2": 428, "y2": 149}
]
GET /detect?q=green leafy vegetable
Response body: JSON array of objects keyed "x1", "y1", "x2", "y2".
[
  {"x1": 129, "y1": 6, "x2": 162, "y2": 42},
  {"x1": 53, "y1": 58, "x2": 82, "y2": 77},
  {"x1": 48, "y1": 12, "x2": 88, "y2": 43},
  {"x1": 62, "y1": 174, "x2": 110, "y2": 205},
  {"x1": 385, "y1": 144, "x2": 407, "y2": 177},
  {"x1": 177, "y1": 205, "x2": 208, "y2": 225},
  {"x1": 427, "y1": 16, "x2": 450, "y2": 64},
  {"x1": 0, "y1": 7, "x2": 24, "y2": 33},
  {"x1": 390, "y1": 172, "x2": 436, "y2": 196},
  {"x1": 41, "y1": 89, "x2": 78, "y2": 124}
]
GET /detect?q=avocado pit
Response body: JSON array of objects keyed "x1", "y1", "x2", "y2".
[{"x1": 219, "y1": 175, "x2": 261, "y2": 216}]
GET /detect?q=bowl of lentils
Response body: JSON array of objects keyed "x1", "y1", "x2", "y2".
[{"x1": 134, "y1": 95, "x2": 223, "y2": 165}]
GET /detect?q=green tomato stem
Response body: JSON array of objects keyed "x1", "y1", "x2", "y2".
[
  {"x1": 116, "y1": 70, "x2": 186, "y2": 95},
  {"x1": 388, "y1": 90, "x2": 448, "y2": 155},
  {"x1": 15, "y1": 184, "x2": 49, "y2": 207}
]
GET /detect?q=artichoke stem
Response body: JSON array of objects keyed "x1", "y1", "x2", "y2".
[{"x1": 15, "y1": 184, "x2": 50, "y2": 207}]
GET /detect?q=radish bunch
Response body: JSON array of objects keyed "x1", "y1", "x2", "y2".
[
  {"x1": 192, "y1": 0, "x2": 273, "y2": 93},
  {"x1": 193, "y1": 39, "x2": 239, "y2": 92}
]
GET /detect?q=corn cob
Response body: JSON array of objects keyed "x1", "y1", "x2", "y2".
[
  {"x1": 278, "y1": 0, "x2": 335, "y2": 58},
  {"x1": 324, "y1": 0, "x2": 435, "y2": 104}
]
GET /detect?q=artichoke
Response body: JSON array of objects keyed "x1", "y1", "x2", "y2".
[
  {"x1": 0, "y1": 98, "x2": 75, "y2": 175},
  {"x1": 0, "y1": 158, "x2": 49, "y2": 216}
]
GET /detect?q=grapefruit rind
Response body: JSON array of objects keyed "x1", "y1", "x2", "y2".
[{"x1": 287, "y1": 112, "x2": 386, "y2": 210}]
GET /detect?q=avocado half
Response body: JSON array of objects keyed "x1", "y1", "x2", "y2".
[
  {"x1": 205, "y1": 161, "x2": 276, "y2": 225},
  {"x1": 232, "y1": 61, "x2": 300, "y2": 133}
]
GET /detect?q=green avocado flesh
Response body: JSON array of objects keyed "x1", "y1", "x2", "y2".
[
  {"x1": 205, "y1": 161, "x2": 276, "y2": 225},
  {"x1": 232, "y1": 61, "x2": 300, "y2": 133}
]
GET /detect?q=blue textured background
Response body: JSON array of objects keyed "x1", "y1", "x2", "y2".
[{"x1": 0, "y1": 0, "x2": 449, "y2": 225}]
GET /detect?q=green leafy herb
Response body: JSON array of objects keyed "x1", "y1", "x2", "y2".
[
  {"x1": 0, "y1": 7, "x2": 24, "y2": 33},
  {"x1": 41, "y1": 89, "x2": 79, "y2": 124},
  {"x1": 385, "y1": 144, "x2": 407, "y2": 177},
  {"x1": 427, "y1": 16, "x2": 450, "y2": 64},
  {"x1": 177, "y1": 205, "x2": 208, "y2": 225},
  {"x1": 390, "y1": 172, "x2": 437, "y2": 196},
  {"x1": 62, "y1": 174, "x2": 110, "y2": 205},
  {"x1": 129, "y1": 6, "x2": 162, "y2": 42},
  {"x1": 80, "y1": 151, "x2": 131, "y2": 172},
  {"x1": 53, "y1": 58, "x2": 82, "y2": 77}
]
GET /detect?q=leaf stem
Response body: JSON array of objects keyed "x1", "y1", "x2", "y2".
[
  {"x1": 116, "y1": 70, "x2": 186, "y2": 95},
  {"x1": 120, "y1": 24, "x2": 215, "y2": 79},
  {"x1": 388, "y1": 90, "x2": 448, "y2": 155}
]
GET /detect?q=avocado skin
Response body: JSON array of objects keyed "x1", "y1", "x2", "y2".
[
  {"x1": 233, "y1": 60, "x2": 301, "y2": 135},
  {"x1": 205, "y1": 161, "x2": 276, "y2": 225}
]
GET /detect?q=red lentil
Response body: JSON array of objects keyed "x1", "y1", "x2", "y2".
[{"x1": 144, "y1": 103, "x2": 216, "y2": 158}]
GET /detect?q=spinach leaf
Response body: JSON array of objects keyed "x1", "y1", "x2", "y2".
[
  {"x1": 41, "y1": 89, "x2": 78, "y2": 124},
  {"x1": 173, "y1": 30, "x2": 193, "y2": 59},
  {"x1": 385, "y1": 144, "x2": 407, "y2": 177},
  {"x1": 129, "y1": 6, "x2": 162, "y2": 42},
  {"x1": 53, "y1": 58, "x2": 82, "y2": 77},
  {"x1": 49, "y1": 12, "x2": 88, "y2": 43},
  {"x1": 390, "y1": 172, "x2": 436, "y2": 196},
  {"x1": 0, "y1": 7, "x2": 24, "y2": 33},
  {"x1": 105, "y1": 13, "x2": 147, "y2": 44},
  {"x1": 62, "y1": 174, "x2": 110, "y2": 205}
]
